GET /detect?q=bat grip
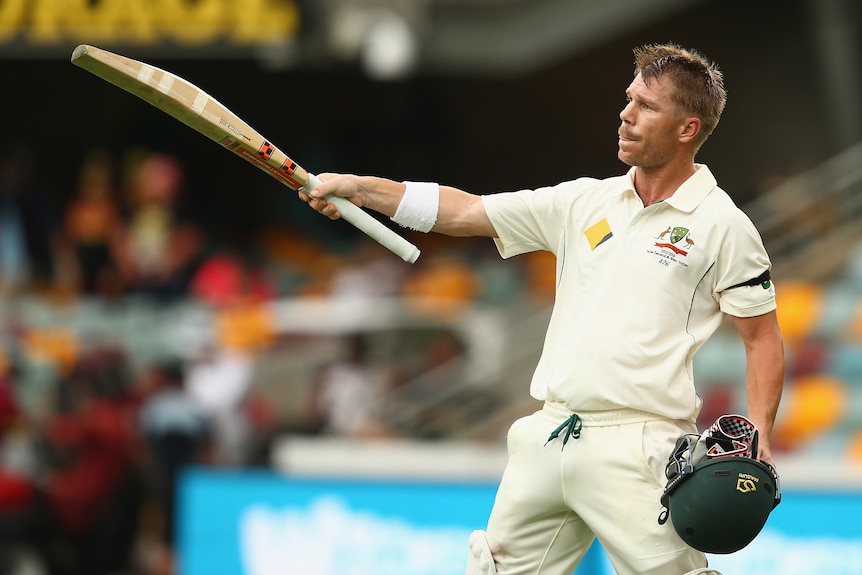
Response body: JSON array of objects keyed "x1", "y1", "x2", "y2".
[{"x1": 304, "y1": 174, "x2": 421, "y2": 263}]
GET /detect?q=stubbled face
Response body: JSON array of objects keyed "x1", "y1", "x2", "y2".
[{"x1": 617, "y1": 73, "x2": 685, "y2": 169}]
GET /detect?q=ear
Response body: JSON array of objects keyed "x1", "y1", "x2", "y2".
[{"x1": 679, "y1": 117, "x2": 701, "y2": 144}]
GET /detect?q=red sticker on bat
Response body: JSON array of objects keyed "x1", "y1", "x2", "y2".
[
  {"x1": 258, "y1": 141, "x2": 275, "y2": 160},
  {"x1": 237, "y1": 147, "x2": 304, "y2": 190},
  {"x1": 279, "y1": 158, "x2": 297, "y2": 176}
]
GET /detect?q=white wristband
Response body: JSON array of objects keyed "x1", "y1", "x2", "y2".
[{"x1": 390, "y1": 181, "x2": 440, "y2": 233}]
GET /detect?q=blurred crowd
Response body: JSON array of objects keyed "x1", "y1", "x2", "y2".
[
  {"x1": 2, "y1": 146, "x2": 862, "y2": 575},
  {"x1": 0, "y1": 348, "x2": 197, "y2": 575},
  {"x1": 0, "y1": 146, "x2": 555, "y2": 575},
  {"x1": 0, "y1": 145, "x2": 558, "y2": 306}
]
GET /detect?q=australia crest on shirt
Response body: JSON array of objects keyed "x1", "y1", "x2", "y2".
[{"x1": 649, "y1": 225, "x2": 694, "y2": 268}]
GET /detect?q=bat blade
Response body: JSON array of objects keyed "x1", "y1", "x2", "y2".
[{"x1": 71, "y1": 44, "x2": 420, "y2": 263}]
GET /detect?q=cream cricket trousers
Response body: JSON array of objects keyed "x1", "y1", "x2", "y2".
[{"x1": 467, "y1": 401, "x2": 718, "y2": 575}]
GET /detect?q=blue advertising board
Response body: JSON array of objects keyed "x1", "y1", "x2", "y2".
[{"x1": 177, "y1": 469, "x2": 862, "y2": 575}]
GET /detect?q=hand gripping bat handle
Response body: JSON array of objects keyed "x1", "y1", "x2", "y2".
[{"x1": 303, "y1": 174, "x2": 420, "y2": 263}]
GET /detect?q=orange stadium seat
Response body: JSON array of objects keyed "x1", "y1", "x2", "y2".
[
  {"x1": 772, "y1": 372, "x2": 847, "y2": 452},
  {"x1": 775, "y1": 281, "x2": 823, "y2": 346}
]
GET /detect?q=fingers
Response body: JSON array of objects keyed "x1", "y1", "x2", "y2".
[
  {"x1": 298, "y1": 173, "x2": 350, "y2": 220},
  {"x1": 300, "y1": 193, "x2": 341, "y2": 219},
  {"x1": 319, "y1": 201, "x2": 341, "y2": 220},
  {"x1": 756, "y1": 443, "x2": 776, "y2": 469},
  {"x1": 297, "y1": 188, "x2": 341, "y2": 220}
]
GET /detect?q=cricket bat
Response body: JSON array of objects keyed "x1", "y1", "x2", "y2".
[{"x1": 70, "y1": 44, "x2": 420, "y2": 264}]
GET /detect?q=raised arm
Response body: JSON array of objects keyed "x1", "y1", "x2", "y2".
[
  {"x1": 299, "y1": 174, "x2": 497, "y2": 238},
  {"x1": 731, "y1": 310, "x2": 785, "y2": 467}
]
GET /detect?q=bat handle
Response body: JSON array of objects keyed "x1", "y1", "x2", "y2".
[{"x1": 304, "y1": 174, "x2": 421, "y2": 263}]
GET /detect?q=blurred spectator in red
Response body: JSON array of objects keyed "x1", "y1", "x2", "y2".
[
  {"x1": 0, "y1": 352, "x2": 47, "y2": 575},
  {"x1": 695, "y1": 381, "x2": 739, "y2": 432},
  {"x1": 63, "y1": 149, "x2": 125, "y2": 298},
  {"x1": 40, "y1": 347, "x2": 143, "y2": 575},
  {"x1": 113, "y1": 152, "x2": 205, "y2": 301},
  {"x1": 190, "y1": 250, "x2": 277, "y2": 308},
  {"x1": 787, "y1": 334, "x2": 831, "y2": 379}
]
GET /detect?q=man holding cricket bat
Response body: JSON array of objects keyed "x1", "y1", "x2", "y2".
[{"x1": 302, "y1": 43, "x2": 784, "y2": 575}]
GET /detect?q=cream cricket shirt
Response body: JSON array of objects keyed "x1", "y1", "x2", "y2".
[{"x1": 482, "y1": 165, "x2": 776, "y2": 422}]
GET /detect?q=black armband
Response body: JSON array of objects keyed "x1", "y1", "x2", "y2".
[{"x1": 728, "y1": 270, "x2": 771, "y2": 290}]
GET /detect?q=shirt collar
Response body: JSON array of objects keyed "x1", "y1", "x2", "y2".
[{"x1": 617, "y1": 164, "x2": 717, "y2": 212}]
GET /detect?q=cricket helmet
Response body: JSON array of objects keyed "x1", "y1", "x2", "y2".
[{"x1": 657, "y1": 415, "x2": 782, "y2": 554}]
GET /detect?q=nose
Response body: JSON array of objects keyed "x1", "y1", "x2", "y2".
[{"x1": 620, "y1": 100, "x2": 634, "y2": 124}]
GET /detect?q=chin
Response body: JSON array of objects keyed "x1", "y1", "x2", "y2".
[{"x1": 617, "y1": 151, "x2": 635, "y2": 167}]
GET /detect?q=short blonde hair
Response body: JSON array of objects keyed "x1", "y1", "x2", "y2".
[{"x1": 633, "y1": 43, "x2": 727, "y2": 152}]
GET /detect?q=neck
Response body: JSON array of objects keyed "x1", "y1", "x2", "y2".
[{"x1": 633, "y1": 161, "x2": 697, "y2": 207}]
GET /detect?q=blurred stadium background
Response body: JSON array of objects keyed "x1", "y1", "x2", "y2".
[{"x1": 1, "y1": 0, "x2": 861, "y2": 574}]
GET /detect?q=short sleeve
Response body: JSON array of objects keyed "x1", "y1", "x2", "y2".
[
  {"x1": 715, "y1": 210, "x2": 777, "y2": 317},
  {"x1": 482, "y1": 180, "x2": 592, "y2": 259}
]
